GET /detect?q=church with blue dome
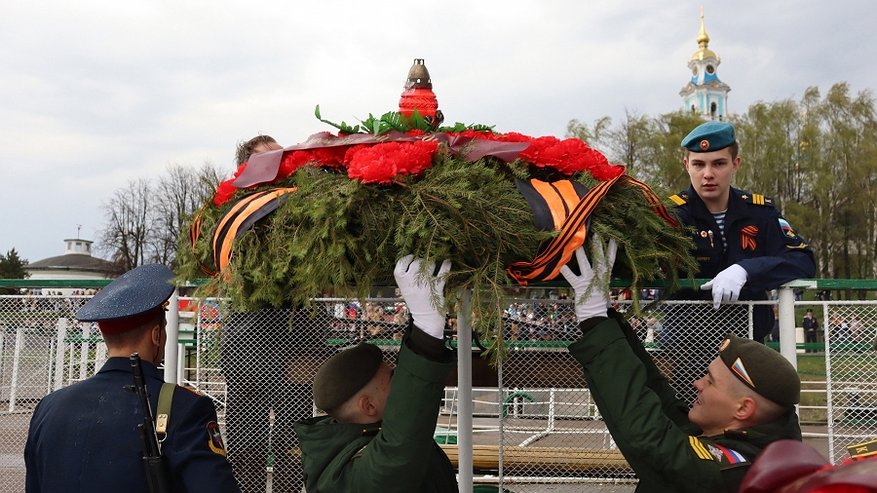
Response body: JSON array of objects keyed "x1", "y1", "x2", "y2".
[{"x1": 679, "y1": 8, "x2": 731, "y2": 120}]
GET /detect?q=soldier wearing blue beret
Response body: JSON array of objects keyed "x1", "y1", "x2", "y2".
[
  {"x1": 664, "y1": 120, "x2": 816, "y2": 404},
  {"x1": 24, "y1": 264, "x2": 241, "y2": 492}
]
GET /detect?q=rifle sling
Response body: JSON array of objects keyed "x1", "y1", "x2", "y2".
[{"x1": 155, "y1": 383, "x2": 175, "y2": 440}]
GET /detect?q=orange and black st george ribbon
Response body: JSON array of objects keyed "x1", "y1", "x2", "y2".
[{"x1": 507, "y1": 175, "x2": 678, "y2": 285}]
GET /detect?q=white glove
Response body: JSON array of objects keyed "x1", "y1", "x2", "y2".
[
  {"x1": 700, "y1": 264, "x2": 748, "y2": 309},
  {"x1": 394, "y1": 255, "x2": 451, "y2": 339},
  {"x1": 559, "y1": 236, "x2": 618, "y2": 322}
]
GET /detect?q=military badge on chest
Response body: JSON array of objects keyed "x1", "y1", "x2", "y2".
[
  {"x1": 695, "y1": 230, "x2": 720, "y2": 265},
  {"x1": 740, "y1": 225, "x2": 758, "y2": 251}
]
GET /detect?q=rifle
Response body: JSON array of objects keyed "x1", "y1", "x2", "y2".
[{"x1": 128, "y1": 353, "x2": 172, "y2": 493}]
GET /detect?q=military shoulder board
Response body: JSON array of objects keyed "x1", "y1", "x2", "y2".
[
  {"x1": 848, "y1": 437, "x2": 877, "y2": 460},
  {"x1": 688, "y1": 436, "x2": 750, "y2": 469},
  {"x1": 669, "y1": 194, "x2": 687, "y2": 206},
  {"x1": 741, "y1": 194, "x2": 773, "y2": 206}
]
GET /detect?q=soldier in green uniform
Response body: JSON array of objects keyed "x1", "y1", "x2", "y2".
[
  {"x1": 294, "y1": 255, "x2": 458, "y2": 493},
  {"x1": 560, "y1": 238, "x2": 802, "y2": 492}
]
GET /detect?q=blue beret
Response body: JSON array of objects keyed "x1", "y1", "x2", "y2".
[
  {"x1": 76, "y1": 264, "x2": 175, "y2": 322},
  {"x1": 681, "y1": 121, "x2": 736, "y2": 152}
]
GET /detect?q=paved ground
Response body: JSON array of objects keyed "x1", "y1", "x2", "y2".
[
  {"x1": 0, "y1": 410, "x2": 836, "y2": 493},
  {"x1": 1, "y1": 412, "x2": 29, "y2": 493}
]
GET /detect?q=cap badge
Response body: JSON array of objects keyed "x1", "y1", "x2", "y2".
[
  {"x1": 719, "y1": 338, "x2": 731, "y2": 351},
  {"x1": 731, "y1": 357, "x2": 755, "y2": 388},
  {"x1": 699, "y1": 139, "x2": 710, "y2": 151}
]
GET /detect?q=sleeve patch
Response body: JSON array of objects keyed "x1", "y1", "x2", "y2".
[
  {"x1": 711, "y1": 443, "x2": 748, "y2": 466},
  {"x1": 690, "y1": 437, "x2": 751, "y2": 469},
  {"x1": 206, "y1": 421, "x2": 227, "y2": 456},
  {"x1": 778, "y1": 218, "x2": 810, "y2": 249},
  {"x1": 778, "y1": 218, "x2": 799, "y2": 239}
]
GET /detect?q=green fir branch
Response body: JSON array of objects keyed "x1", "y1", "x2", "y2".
[{"x1": 176, "y1": 152, "x2": 698, "y2": 366}]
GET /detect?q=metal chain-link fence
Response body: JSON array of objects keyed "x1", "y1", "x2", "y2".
[
  {"x1": 813, "y1": 301, "x2": 877, "y2": 463},
  {"x1": 1, "y1": 291, "x2": 876, "y2": 492}
]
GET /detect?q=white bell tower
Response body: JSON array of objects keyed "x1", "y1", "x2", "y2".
[{"x1": 679, "y1": 7, "x2": 731, "y2": 120}]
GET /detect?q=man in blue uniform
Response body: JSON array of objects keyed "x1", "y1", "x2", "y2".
[
  {"x1": 561, "y1": 238, "x2": 802, "y2": 492},
  {"x1": 672, "y1": 120, "x2": 815, "y2": 317},
  {"x1": 24, "y1": 264, "x2": 240, "y2": 493},
  {"x1": 802, "y1": 308, "x2": 819, "y2": 353},
  {"x1": 665, "y1": 121, "x2": 815, "y2": 403}
]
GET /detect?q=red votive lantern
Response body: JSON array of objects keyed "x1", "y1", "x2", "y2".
[{"x1": 398, "y1": 58, "x2": 443, "y2": 129}]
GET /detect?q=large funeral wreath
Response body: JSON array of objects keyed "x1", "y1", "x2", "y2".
[{"x1": 177, "y1": 59, "x2": 697, "y2": 361}]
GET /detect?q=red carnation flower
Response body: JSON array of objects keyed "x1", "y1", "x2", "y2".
[
  {"x1": 278, "y1": 151, "x2": 313, "y2": 180},
  {"x1": 457, "y1": 129, "x2": 499, "y2": 141},
  {"x1": 346, "y1": 141, "x2": 440, "y2": 184},
  {"x1": 589, "y1": 162, "x2": 626, "y2": 181},
  {"x1": 496, "y1": 132, "x2": 533, "y2": 143},
  {"x1": 212, "y1": 162, "x2": 249, "y2": 206},
  {"x1": 515, "y1": 135, "x2": 623, "y2": 180},
  {"x1": 312, "y1": 146, "x2": 348, "y2": 168},
  {"x1": 213, "y1": 179, "x2": 237, "y2": 206},
  {"x1": 342, "y1": 144, "x2": 369, "y2": 166},
  {"x1": 277, "y1": 147, "x2": 348, "y2": 180},
  {"x1": 233, "y1": 162, "x2": 247, "y2": 178}
]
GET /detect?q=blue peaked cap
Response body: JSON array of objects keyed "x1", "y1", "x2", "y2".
[
  {"x1": 76, "y1": 264, "x2": 175, "y2": 322},
  {"x1": 681, "y1": 121, "x2": 736, "y2": 152}
]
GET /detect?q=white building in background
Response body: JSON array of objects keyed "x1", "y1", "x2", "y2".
[
  {"x1": 26, "y1": 239, "x2": 118, "y2": 293},
  {"x1": 679, "y1": 9, "x2": 731, "y2": 120}
]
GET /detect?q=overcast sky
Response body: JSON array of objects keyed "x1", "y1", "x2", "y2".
[{"x1": 2, "y1": 0, "x2": 875, "y2": 263}]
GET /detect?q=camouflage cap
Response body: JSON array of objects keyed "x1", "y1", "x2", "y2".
[
  {"x1": 313, "y1": 343, "x2": 383, "y2": 412},
  {"x1": 719, "y1": 335, "x2": 801, "y2": 407},
  {"x1": 681, "y1": 121, "x2": 736, "y2": 152}
]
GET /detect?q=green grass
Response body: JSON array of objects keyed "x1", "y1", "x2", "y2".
[
  {"x1": 794, "y1": 352, "x2": 877, "y2": 424},
  {"x1": 796, "y1": 353, "x2": 828, "y2": 423}
]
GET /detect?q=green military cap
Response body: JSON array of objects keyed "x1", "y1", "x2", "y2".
[
  {"x1": 681, "y1": 121, "x2": 736, "y2": 152},
  {"x1": 719, "y1": 335, "x2": 800, "y2": 407},
  {"x1": 313, "y1": 343, "x2": 383, "y2": 411}
]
